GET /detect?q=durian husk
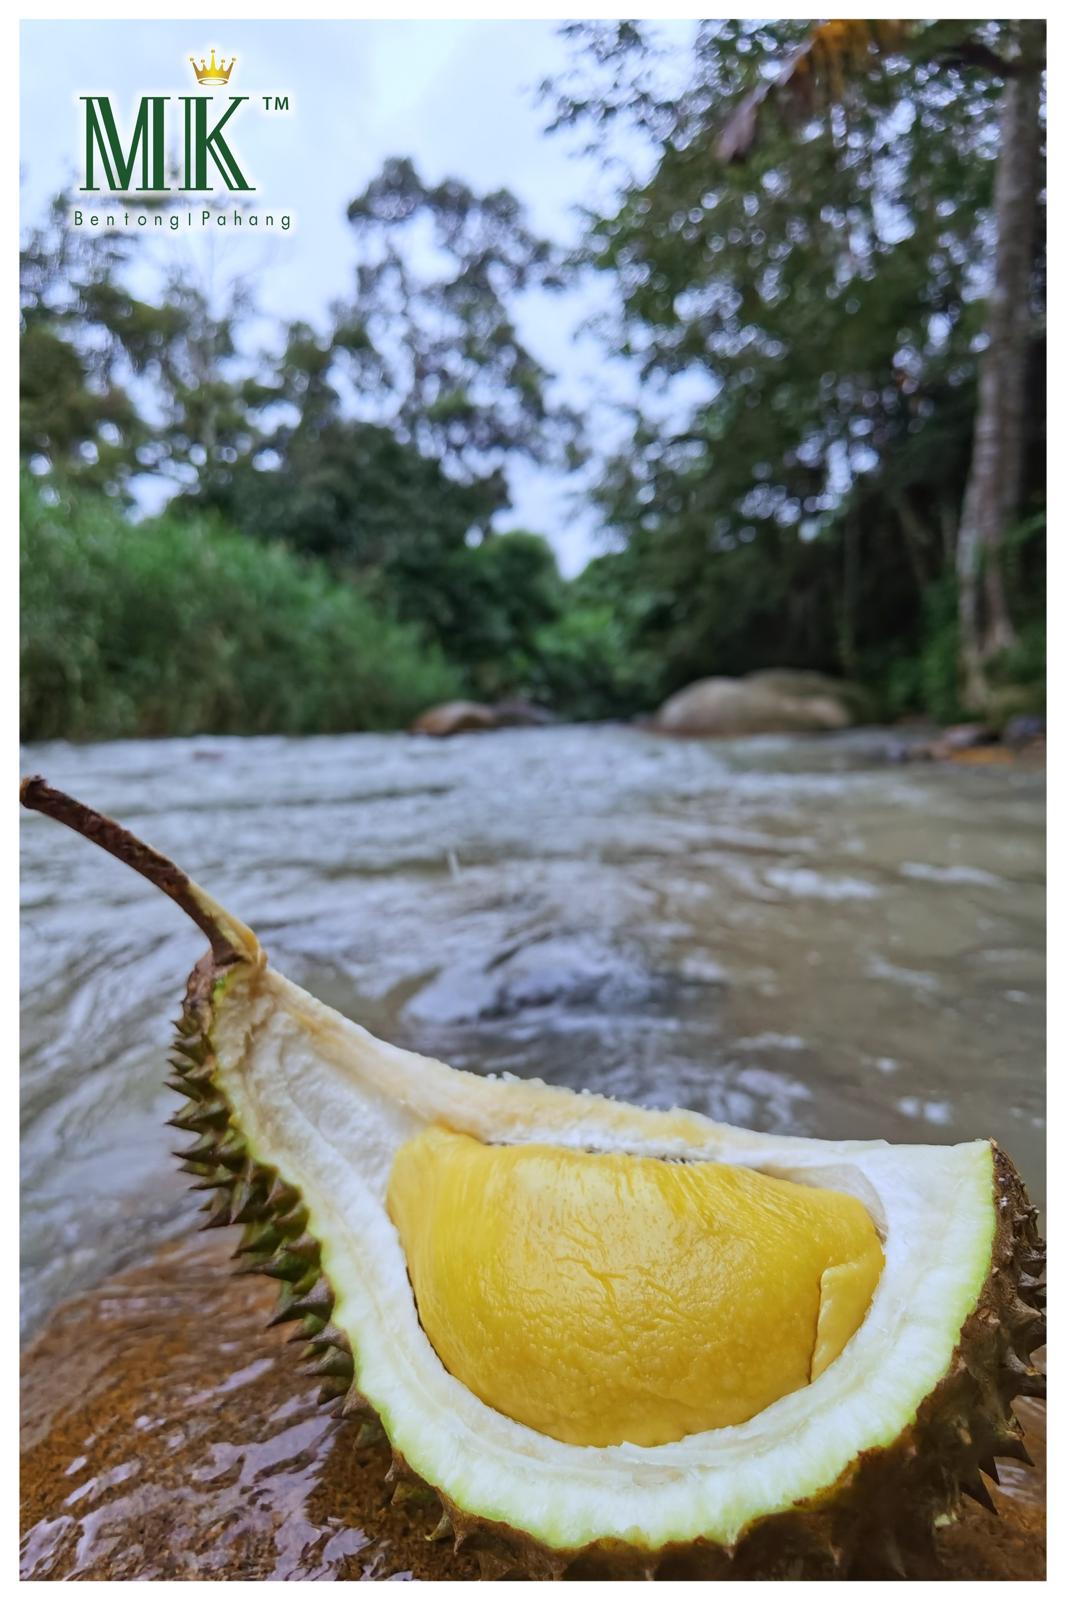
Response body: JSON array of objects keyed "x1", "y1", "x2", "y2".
[{"x1": 171, "y1": 951, "x2": 1046, "y2": 1582}]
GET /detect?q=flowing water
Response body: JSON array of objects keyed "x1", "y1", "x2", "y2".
[{"x1": 20, "y1": 725, "x2": 1045, "y2": 1340}]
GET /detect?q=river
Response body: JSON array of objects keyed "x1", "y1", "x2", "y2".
[{"x1": 20, "y1": 725, "x2": 1045, "y2": 1341}]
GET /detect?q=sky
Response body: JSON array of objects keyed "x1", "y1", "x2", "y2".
[{"x1": 20, "y1": 18, "x2": 695, "y2": 575}]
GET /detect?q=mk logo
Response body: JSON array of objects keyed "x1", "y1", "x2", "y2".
[{"x1": 80, "y1": 96, "x2": 254, "y2": 193}]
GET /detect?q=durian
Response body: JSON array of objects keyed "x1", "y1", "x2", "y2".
[{"x1": 20, "y1": 777, "x2": 1045, "y2": 1580}]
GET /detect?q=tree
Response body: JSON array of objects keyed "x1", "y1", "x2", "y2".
[
  {"x1": 20, "y1": 196, "x2": 146, "y2": 494},
  {"x1": 209, "y1": 412, "x2": 501, "y2": 583},
  {"x1": 189, "y1": 165, "x2": 589, "y2": 693},
  {"x1": 191, "y1": 310, "x2": 512, "y2": 672},
  {"x1": 123, "y1": 270, "x2": 265, "y2": 500},
  {"x1": 710, "y1": 18, "x2": 1046, "y2": 710},
  {"x1": 953, "y1": 33, "x2": 1044, "y2": 706},
  {"x1": 20, "y1": 169, "x2": 625, "y2": 725},
  {"x1": 548, "y1": 20, "x2": 1045, "y2": 714},
  {"x1": 343, "y1": 158, "x2": 580, "y2": 477},
  {"x1": 20, "y1": 191, "x2": 267, "y2": 501}
]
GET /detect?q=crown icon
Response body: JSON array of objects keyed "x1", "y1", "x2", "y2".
[{"x1": 189, "y1": 48, "x2": 236, "y2": 86}]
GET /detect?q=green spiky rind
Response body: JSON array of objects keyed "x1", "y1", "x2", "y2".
[
  {"x1": 169, "y1": 957, "x2": 1043, "y2": 1579},
  {"x1": 169, "y1": 955, "x2": 356, "y2": 1412}
]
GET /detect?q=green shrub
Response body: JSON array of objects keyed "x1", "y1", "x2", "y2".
[
  {"x1": 20, "y1": 477, "x2": 460, "y2": 740},
  {"x1": 989, "y1": 619, "x2": 1046, "y2": 692},
  {"x1": 531, "y1": 604, "x2": 655, "y2": 722},
  {"x1": 873, "y1": 580, "x2": 965, "y2": 726}
]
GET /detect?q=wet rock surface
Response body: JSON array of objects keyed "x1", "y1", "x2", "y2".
[
  {"x1": 20, "y1": 1235, "x2": 484, "y2": 1581},
  {"x1": 20, "y1": 1233, "x2": 1045, "y2": 1581}
]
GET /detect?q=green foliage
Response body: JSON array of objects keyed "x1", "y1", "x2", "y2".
[
  {"x1": 400, "y1": 531, "x2": 564, "y2": 701},
  {"x1": 202, "y1": 424, "x2": 570, "y2": 704},
  {"x1": 19, "y1": 200, "x2": 146, "y2": 495},
  {"x1": 866, "y1": 533, "x2": 1045, "y2": 729},
  {"x1": 20, "y1": 476, "x2": 460, "y2": 741},
  {"x1": 21, "y1": 160, "x2": 579, "y2": 524},
  {"x1": 521, "y1": 547, "x2": 665, "y2": 719},
  {"x1": 202, "y1": 418, "x2": 500, "y2": 574},
  {"x1": 19, "y1": 165, "x2": 609, "y2": 736},
  {"x1": 549, "y1": 19, "x2": 1045, "y2": 721},
  {"x1": 344, "y1": 157, "x2": 578, "y2": 474},
  {"x1": 532, "y1": 604, "x2": 652, "y2": 722},
  {"x1": 20, "y1": 34, "x2": 1047, "y2": 737},
  {"x1": 992, "y1": 621, "x2": 1046, "y2": 694},
  {"x1": 875, "y1": 581, "x2": 964, "y2": 727}
]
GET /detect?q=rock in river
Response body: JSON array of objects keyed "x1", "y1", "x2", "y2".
[
  {"x1": 411, "y1": 698, "x2": 553, "y2": 737},
  {"x1": 410, "y1": 700, "x2": 499, "y2": 737},
  {"x1": 653, "y1": 674, "x2": 854, "y2": 738}
]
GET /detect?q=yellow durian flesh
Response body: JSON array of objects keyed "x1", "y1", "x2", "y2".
[{"x1": 387, "y1": 1125, "x2": 884, "y2": 1448}]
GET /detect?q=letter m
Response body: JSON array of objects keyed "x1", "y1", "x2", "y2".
[{"x1": 81, "y1": 97, "x2": 168, "y2": 191}]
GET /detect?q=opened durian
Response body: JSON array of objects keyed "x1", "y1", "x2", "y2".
[{"x1": 21, "y1": 777, "x2": 1045, "y2": 1579}]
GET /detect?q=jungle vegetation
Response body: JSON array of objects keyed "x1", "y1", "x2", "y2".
[{"x1": 21, "y1": 19, "x2": 1045, "y2": 739}]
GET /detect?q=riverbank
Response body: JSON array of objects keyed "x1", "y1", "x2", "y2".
[{"x1": 21, "y1": 480, "x2": 1045, "y2": 745}]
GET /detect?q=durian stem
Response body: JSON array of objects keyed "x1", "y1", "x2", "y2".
[{"x1": 20, "y1": 775, "x2": 256, "y2": 966}]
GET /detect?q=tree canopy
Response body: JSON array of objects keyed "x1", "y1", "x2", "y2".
[
  {"x1": 545, "y1": 18, "x2": 1045, "y2": 716},
  {"x1": 20, "y1": 23, "x2": 1045, "y2": 737}
]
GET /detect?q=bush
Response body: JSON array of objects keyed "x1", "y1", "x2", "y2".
[
  {"x1": 874, "y1": 571, "x2": 1046, "y2": 729},
  {"x1": 531, "y1": 604, "x2": 655, "y2": 722},
  {"x1": 20, "y1": 477, "x2": 460, "y2": 740},
  {"x1": 872, "y1": 580, "x2": 965, "y2": 726}
]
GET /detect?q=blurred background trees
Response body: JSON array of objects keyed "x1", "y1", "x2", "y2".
[
  {"x1": 20, "y1": 19, "x2": 1045, "y2": 739},
  {"x1": 547, "y1": 16, "x2": 1045, "y2": 722}
]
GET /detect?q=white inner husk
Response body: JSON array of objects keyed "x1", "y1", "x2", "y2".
[{"x1": 213, "y1": 963, "x2": 995, "y2": 1553}]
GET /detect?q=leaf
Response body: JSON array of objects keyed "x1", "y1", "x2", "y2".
[{"x1": 716, "y1": 20, "x2": 911, "y2": 163}]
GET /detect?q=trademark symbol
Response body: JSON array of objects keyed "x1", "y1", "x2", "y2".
[{"x1": 262, "y1": 95, "x2": 289, "y2": 112}]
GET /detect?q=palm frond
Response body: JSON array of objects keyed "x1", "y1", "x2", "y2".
[{"x1": 716, "y1": 20, "x2": 910, "y2": 162}]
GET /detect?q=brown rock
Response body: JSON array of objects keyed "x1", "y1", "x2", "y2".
[
  {"x1": 948, "y1": 746, "x2": 1019, "y2": 766},
  {"x1": 1003, "y1": 714, "x2": 1046, "y2": 749},
  {"x1": 410, "y1": 698, "x2": 554, "y2": 737},
  {"x1": 409, "y1": 700, "x2": 498, "y2": 738},
  {"x1": 905, "y1": 724, "x2": 1001, "y2": 762},
  {"x1": 938, "y1": 722, "x2": 997, "y2": 752},
  {"x1": 744, "y1": 669, "x2": 870, "y2": 719},
  {"x1": 20, "y1": 1234, "x2": 485, "y2": 1581},
  {"x1": 654, "y1": 677, "x2": 851, "y2": 738}
]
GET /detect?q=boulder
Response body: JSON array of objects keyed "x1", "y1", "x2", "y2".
[
  {"x1": 409, "y1": 698, "x2": 554, "y2": 737},
  {"x1": 410, "y1": 701, "x2": 498, "y2": 737},
  {"x1": 653, "y1": 675, "x2": 852, "y2": 738},
  {"x1": 744, "y1": 669, "x2": 872, "y2": 722}
]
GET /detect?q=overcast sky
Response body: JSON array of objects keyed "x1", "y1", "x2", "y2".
[{"x1": 21, "y1": 18, "x2": 695, "y2": 574}]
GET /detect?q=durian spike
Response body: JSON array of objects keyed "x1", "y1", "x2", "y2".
[{"x1": 19, "y1": 775, "x2": 260, "y2": 967}]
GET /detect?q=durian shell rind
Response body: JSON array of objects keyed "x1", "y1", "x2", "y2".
[{"x1": 169, "y1": 953, "x2": 1045, "y2": 1580}]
